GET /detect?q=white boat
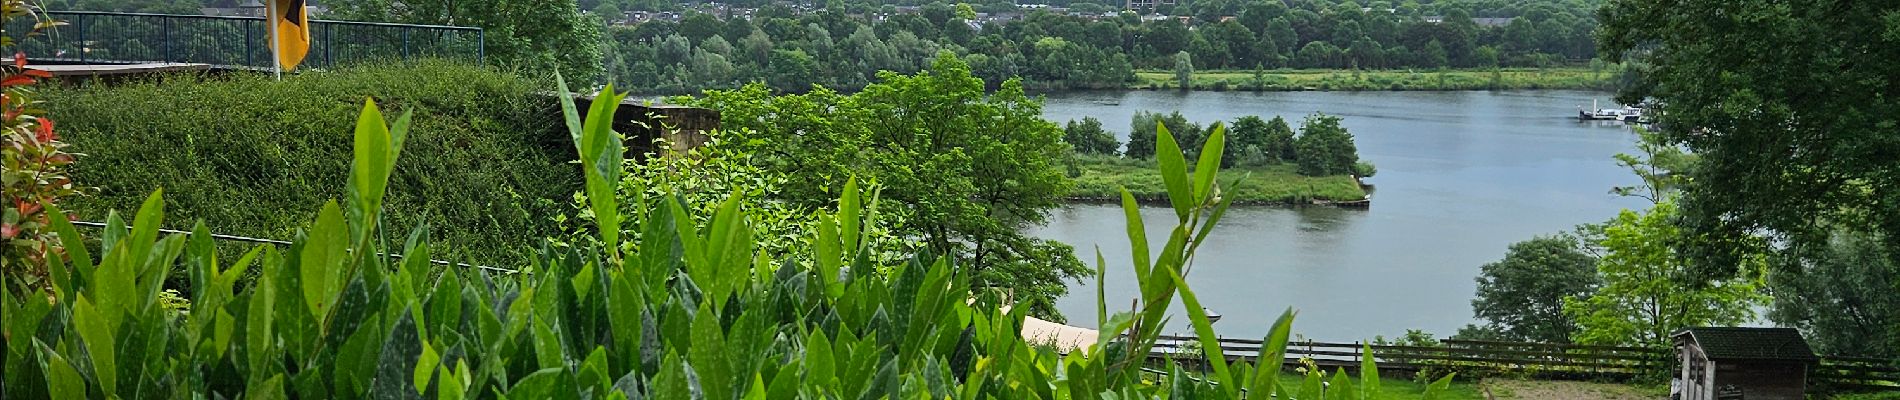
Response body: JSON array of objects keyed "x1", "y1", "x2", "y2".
[{"x1": 1577, "y1": 99, "x2": 1644, "y2": 122}]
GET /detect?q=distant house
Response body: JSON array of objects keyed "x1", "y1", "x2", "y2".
[
  {"x1": 1674, "y1": 327, "x2": 1817, "y2": 400},
  {"x1": 1124, "y1": 0, "x2": 1177, "y2": 12},
  {"x1": 1471, "y1": 17, "x2": 1515, "y2": 27},
  {"x1": 1418, "y1": 16, "x2": 1516, "y2": 27},
  {"x1": 200, "y1": 0, "x2": 264, "y2": 17}
]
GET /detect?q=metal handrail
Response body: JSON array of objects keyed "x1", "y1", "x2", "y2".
[
  {"x1": 9, "y1": 11, "x2": 484, "y2": 69},
  {"x1": 67, "y1": 220, "x2": 521, "y2": 274},
  {"x1": 47, "y1": 10, "x2": 486, "y2": 30}
]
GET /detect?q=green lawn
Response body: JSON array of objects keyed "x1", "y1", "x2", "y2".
[
  {"x1": 1265, "y1": 372, "x2": 1485, "y2": 400},
  {"x1": 1069, "y1": 156, "x2": 1368, "y2": 204},
  {"x1": 1134, "y1": 67, "x2": 1613, "y2": 91}
]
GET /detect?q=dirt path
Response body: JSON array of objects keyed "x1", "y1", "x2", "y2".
[{"x1": 1483, "y1": 379, "x2": 1662, "y2": 400}]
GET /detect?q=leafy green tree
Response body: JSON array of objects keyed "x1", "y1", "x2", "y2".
[
  {"x1": 1228, "y1": 115, "x2": 1272, "y2": 166},
  {"x1": 1767, "y1": 228, "x2": 1900, "y2": 358},
  {"x1": 1471, "y1": 236, "x2": 1599, "y2": 343},
  {"x1": 768, "y1": 49, "x2": 818, "y2": 92},
  {"x1": 1563, "y1": 201, "x2": 1766, "y2": 347},
  {"x1": 1173, "y1": 50, "x2": 1194, "y2": 89},
  {"x1": 1263, "y1": 116, "x2": 1297, "y2": 162},
  {"x1": 329, "y1": 0, "x2": 605, "y2": 81},
  {"x1": 1126, "y1": 111, "x2": 1200, "y2": 160},
  {"x1": 1292, "y1": 113, "x2": 1358, "y2": 176},
  {"x1": 1064, "y1": 117, "x2": 1120, "y2": 156},
  {"x1": 1421, "y1": 39, "x2": 1449, "y2": 68},
  {"x1": 682, "y1": 53, "x2": 1085, "y2": 320},
  {"x1": 1599, "y1": 0, "x2": 1900, "y2": 291}
]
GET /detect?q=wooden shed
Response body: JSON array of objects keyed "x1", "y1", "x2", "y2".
[{"x1": 1673, "y1": 327, "x2": 1818, "y2": 400}]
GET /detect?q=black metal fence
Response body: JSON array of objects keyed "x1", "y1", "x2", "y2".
[{"x1": 4, "y1": 10, "x2": 482, "y2": 69}]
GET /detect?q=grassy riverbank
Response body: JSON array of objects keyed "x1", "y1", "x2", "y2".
[
  {"x1": 1070, "y1": 156, "x2": 1367, "y2": 205},
  {"x1": 1134, "y1": 67, "x2": 1612, "y2": 91}
]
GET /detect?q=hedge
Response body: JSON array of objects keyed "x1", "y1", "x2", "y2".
[{"x1": 43, "y1": 61, "x2": 577, "y2": 268}]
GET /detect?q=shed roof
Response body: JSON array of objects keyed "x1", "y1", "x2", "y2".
[{"x1": 1674, "y1": 327, "x2": 1817, "y2": 362}]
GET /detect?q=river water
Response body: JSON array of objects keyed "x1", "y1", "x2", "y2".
[{"x1": 1031, "y1": 90, "x2": 1648, "y2": 342}]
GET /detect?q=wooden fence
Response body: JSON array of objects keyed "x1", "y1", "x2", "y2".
[
  {"x1": 1147, "y1": 335, "x2": 1899, "y2": 391},
  {"x1": 1813, "y1": 356, "x2": 1900, "y2": 392},
  {"x1": 1149, "y1": 335, "x2": 1667, "y2": 380}
]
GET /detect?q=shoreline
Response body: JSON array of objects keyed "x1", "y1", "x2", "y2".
[{"x1": 1061, "y1": 195, "x2": 1371, "y2": 208}]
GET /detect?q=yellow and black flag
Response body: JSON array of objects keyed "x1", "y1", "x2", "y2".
[{"x1": 268, "y1": 0, "x2": 310, "y2": 71}]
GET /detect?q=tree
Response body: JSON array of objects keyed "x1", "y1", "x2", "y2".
[
  {"x1": 1126, "y1": 111, "x2": 1200, "y2": 160},
  {"x1": 1471, "y1": 236, "x2": 1599, "y2": 343},
  {"x1": 1563, "y1": 201, "x2": 1766, "y2": 347},
  {"x1": 681, "y1": 54, "x2": 1087, "y2": 320},
  {"x1": 1292, "y1": 113, "x2": 1358, "y2": 176},
  {"x1": 1263, "y1": 116, "x2": 1296, "y2": 162},
  {"x1": 1227, "y1": 115, "x2": 1272, "y2": 166},
  {"x1": 1599, "y1": 0, "x2": 1900, "y2": 291},
  {"x1": 1266, "y1": 17, "x2": 1298, "y2": 54},
  {"x1": 1768, "y1": 228, "x2": 1900, "y2": 358},
  {"x1": 1173, "y1": 50, "x2": 1193, "y2": 89},
  {"x1": 1064, "y1": 117, "x2": 1120, "y2": 156},
  {"x1": 768, "y1": 49, "x2": 818, "y2": 92}
]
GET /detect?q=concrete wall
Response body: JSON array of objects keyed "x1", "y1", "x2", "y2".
[{"x1": 567, "y1": 93, "x2": 721, "y2": 159}]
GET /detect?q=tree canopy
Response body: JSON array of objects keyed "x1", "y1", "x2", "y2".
[
  {"x1": 1470, "y1": 236, "x2": 1598, "y2": 343},
  {"x1": 677, "y1": 53, "x2": 1086, "y2": 319}
]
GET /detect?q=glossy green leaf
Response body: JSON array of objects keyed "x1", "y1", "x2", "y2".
[
  {"x1": 1361, "y1": 343, "x2": 1381, "y2": 396},
  {"x1": 303, "y1": 201, "x2": 349, "y2": 319},
  {"x1": 72, "y1": 296, "x2": 118, "y2": 396},
  {"x1": 840, "y1": 177, "x2": 862, "y2": 253},
  {"x1": 806, "y1": 329, "x2": 835, "y2": 386},
  {"x1": 41, "y1": 341, "x2": 87, "y2": 400},
  {"x1": 1193, "y1": 123, "x2": 1225, "y2": 204},
  {"x1": 1165, "y1": 266, "x2": 1233, "y2": 397},
  {"x1": 415, "y1": 341, "x2": 441, "y2": 395},
  {"x1": 1248, "y1": 308, "x2": 1296, "y2": 397},
  {"x1": 1330, "y1": 367, "x2": 1359, "y2": 400},
  {"x1": 1421, "y1": 373, "x2": 1457, "y2": 400},
  {"x1": 1153, "y1": 122, "x2": 1192, "y2": 222},
  {"x1": 45, "y1": 204, "x2": 94, "y2": 277},
  {"x1": 1119, "y1": 189, "x2": 1150, "y2": 284}
]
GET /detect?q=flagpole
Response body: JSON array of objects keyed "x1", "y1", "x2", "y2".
[{"x1": 266, "y1": 0, "x2": 283, "y2": 80}]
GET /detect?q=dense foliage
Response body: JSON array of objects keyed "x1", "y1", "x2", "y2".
[
  {"x1": 1767, "y1": 228, "x2": 1900, "y2": 358},
  {"x1": 673, "y1": 54, "x2": 1085, "y2": 320},
  {"x1": 1, "y1": 2, "x2": 75, "y2": 294},
  {"x1": 1062, "y1": 117, "x2": 1119, "y2": 156},
  {"x1": 1466, "y1": 236, "x2": 1598, "y2": 343},
  {"x1": 326, "y1": 0, "x2": 607, "y2": 82},
  {"x1": 1600, "y1": 0, "x2": 1900, "y2": 355},
  {"x1": 1121, "y1": 111, "x2": 1368, "y2": 178},
  {"x1": 42, "y1": 62, "x2": 579, "y2": 270},
  {"x1": 602, "y1": 0, "x2": 1606, "y2": 94},
  {"x1": 1, "y1": 82, "x2": 1456, "y2": 398},
  {"x1": 1562, "y1": 201, "x2": 1766, "y2": 347}
]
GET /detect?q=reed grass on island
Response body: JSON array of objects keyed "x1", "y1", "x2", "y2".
[
  {"x1": 1135, "y1": 67, "x2": 1613, "y2": 91},
  {"x1": 1070, "y1": 155, "x2": 1368, "y2": 205}
]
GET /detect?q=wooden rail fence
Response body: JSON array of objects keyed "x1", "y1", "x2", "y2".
[{"x1": 1146, "y1": 335, "x2": 1899, "y2": 391}]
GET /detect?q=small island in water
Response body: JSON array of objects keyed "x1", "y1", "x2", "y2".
[{"x1": 1057, "y1": 111, "x2": 1374, "y2": 206}]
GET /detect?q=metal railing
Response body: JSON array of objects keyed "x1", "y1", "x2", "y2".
[{"x1": 5, "y1": 10, "x2": 482, "y2": 69}]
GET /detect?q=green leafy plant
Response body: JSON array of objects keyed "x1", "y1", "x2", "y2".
[
  {"x1": 2, "y1": 1, "x2": 76, "y2": 295},
  {"x1": 1, "y1": 81, "x2": 1456, "y2": 399}
]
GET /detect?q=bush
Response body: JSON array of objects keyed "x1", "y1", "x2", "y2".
[
  {"x1": 0, "y1": 91, "x2": 1460, "y2": 399},
  {"x1": 43, "y1": 61, "x2": 577, "y2": 269}
]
